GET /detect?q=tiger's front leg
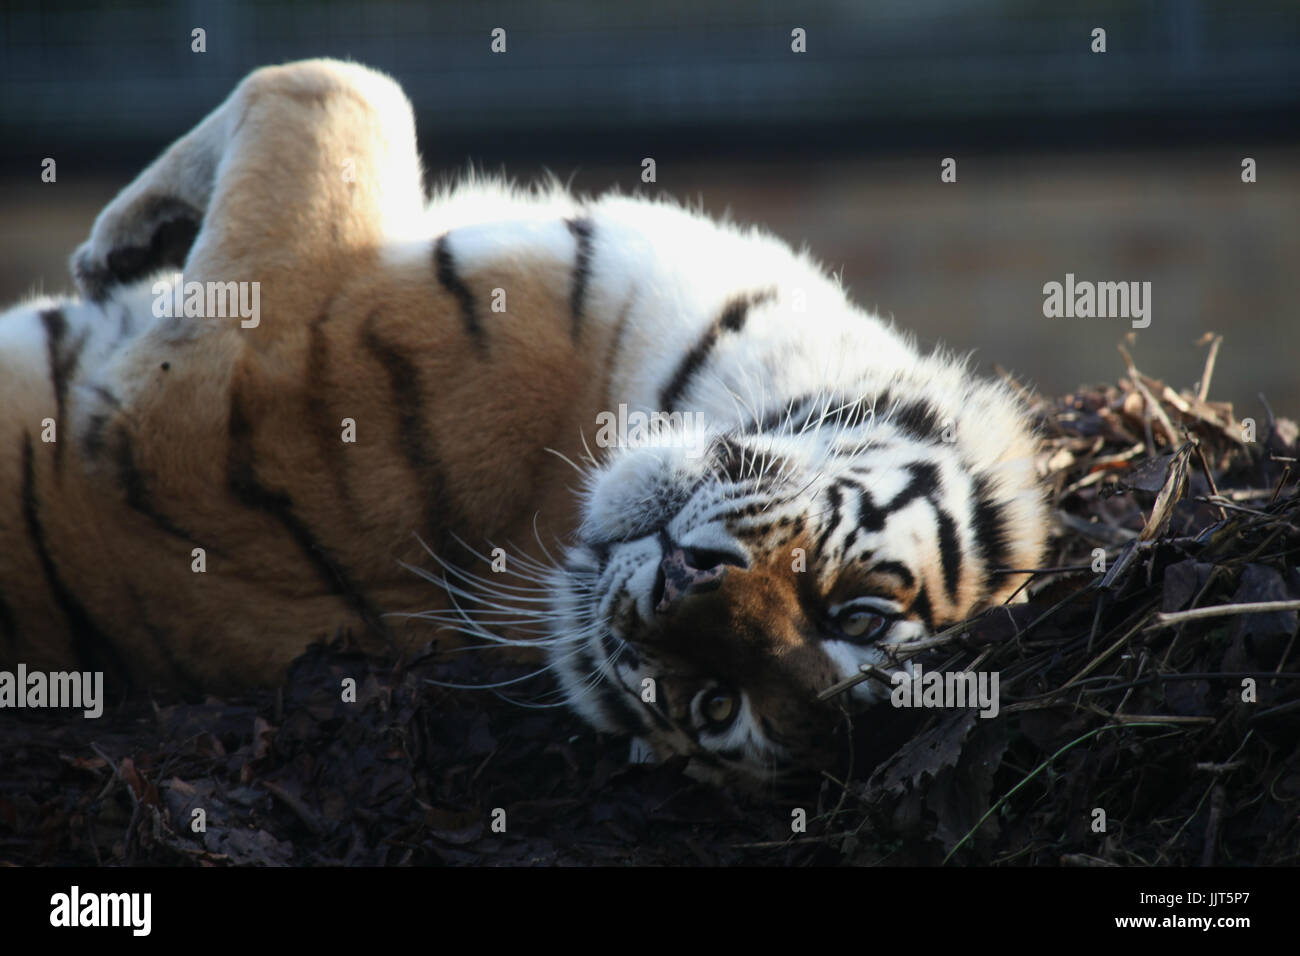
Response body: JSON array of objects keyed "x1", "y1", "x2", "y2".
[{"x1": 71, "y1": 59, "x2": 426, "y2": 317}]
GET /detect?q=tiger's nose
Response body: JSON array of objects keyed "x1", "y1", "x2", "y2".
[{"x1": 654, "y1": 548, "x2": 728, "y2": 613}]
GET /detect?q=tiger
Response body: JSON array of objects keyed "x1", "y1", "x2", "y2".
[{"x1": 0, "y1": 59, "x2": 1048, "y2": 787}]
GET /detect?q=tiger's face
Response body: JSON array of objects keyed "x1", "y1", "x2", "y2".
[{"x1": 547, "y1": 393, "x2": 1043, "y2": 787}]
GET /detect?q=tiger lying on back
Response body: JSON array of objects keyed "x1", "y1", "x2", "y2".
[{"x1": 0, "y1": 59, "x2": 1047, "y2": 785}]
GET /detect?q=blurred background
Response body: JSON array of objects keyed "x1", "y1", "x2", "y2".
[{"x1": 2, "y1": 0, "x2": 1298, "y2": 413}]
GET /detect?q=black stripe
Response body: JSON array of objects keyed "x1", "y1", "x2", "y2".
[
  {"x1": 970, "y1": 474, "x2": 1013, "y2": 572},
  {"x1": 434, "y1": 234, "x2": 485, "y2": 353},
  {"x1": 40, "y1": 308, "x2": 68, "y2": 415},
  {"x1": 755, "y1": 392, "x2": 895, "y2": 439},
  {"x1": 717, "y1": 295, "x2": 752, "y2": 332},
  {"x1": 889, "y1": 462, "x2": 942, "y2": 511},
  {"x1": 912, "y1": 585, "x2": 935, "y2": 630},
  {"x1": 112, "y1": 424, "x2": 209, "y2": 548},
  {"x1": 226, "y1": 392, "x2": 388, "y2": 639},
  {"x1": 885, "y1": 397, "x2": 945, "y2": 444},
  {"x1": 872, "y1": 462, "x2": 953, "y2": 602},
  {"x1": 712, "y1": 435, "x2": 757, "y2": 484},
  {"x1": 846, "y1": 463, "x2": 948, "y2": 566},
  {"x1": 814, "y1": 484, "x2": 844, "y2": 555},
  {"x1": 934, "y1": 504, "x2": 962, "y2": 601},
  {"x1": 566, "y1": 216, "x2": 594, "y2": 339},
  {"x1": 855, "y1": 485, "x2": 886, "y2": 533},
  {"x1": 659, "y1": 289, "x2": 775, "y2": 411},
  {"x1": 734, "y1": 517, "x2": 784, "y2": 537},
  {"x1": 829, "y1": 477, "x2": 872, "y2": 552},
  {"x1": 361, "y1": 318, "x2": 460, "y2": 554},
  {"x1": 812, "y1": 393, "x2": 870, "y2": 434},
  {"x1": 589, "y1": 296, "x2": 634, "y2": 466},
  {"x1": 659, "y1": 324, "x2": 722, "y2": 412},
  {"x1": 829, "y1": 397, "x2": 874, "y2": 433},
  {"x1": 40, "y1": 308, "x2": 87, "y2": 470},
  {"x1": 20, "y1": 434, "x2": 128, "y2": 678},
  {"x1": 832, "y1": 475, "x2": 870, "y2": 499}
]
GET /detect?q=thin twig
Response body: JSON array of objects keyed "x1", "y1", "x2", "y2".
[
  {"x1": 1152, "y1": 600, "x2": 1300, "y2": 626},
  {"x1": 1201, "y1": 785, "x2": 1226, "y2": 866},
  {"x1": 815, "y1": 663, "x2": 896, "y2": 702},
  {"x1": 1196, "y1": 333, "x2": 1222, "y2": 404}
]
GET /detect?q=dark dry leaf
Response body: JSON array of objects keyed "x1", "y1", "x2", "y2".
[{"x1": 1138, "y1": 442, "x2": 1192, "y2": 542}]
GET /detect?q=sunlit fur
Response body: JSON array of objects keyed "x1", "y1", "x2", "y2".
[{"x1": 0, "y1": 61, "x2": 1047, "y2": 786}]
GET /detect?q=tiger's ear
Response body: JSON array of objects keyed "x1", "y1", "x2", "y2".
[{"x1": 71, "y1": 196, "x2": 203, "y2": 301}]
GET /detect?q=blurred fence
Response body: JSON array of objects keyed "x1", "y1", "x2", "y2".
[
  {"x1": 3, "y1": 0, "x2": 1298, "y2": 165},
  {"x1": 1, "y1": 0, "x2": 1297, "y2": 411}
]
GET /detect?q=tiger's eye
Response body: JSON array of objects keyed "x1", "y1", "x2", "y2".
[
  {"x1": 838, "y1": 610, "x2": 886, "y2": 641},
  {"x1": 701, "y1": 689, "x2": 737, "y2": 728}
]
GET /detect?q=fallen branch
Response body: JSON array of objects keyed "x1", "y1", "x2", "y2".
[{"x1": 1152, "y1": 600, "x2": 1300, "y2": 626}]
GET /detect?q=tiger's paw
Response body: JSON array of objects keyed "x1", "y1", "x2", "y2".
[
  {"x1": 70, "y1": 95, "x2": 224, "y2": 302},
  {"x1": 71, "y1": 194, "x2": 204, "y2": 302}
]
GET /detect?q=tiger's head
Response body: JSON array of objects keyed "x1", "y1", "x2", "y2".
[{"x1": 546, "y1": 368, "x2": 1047, "y2": 788}]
